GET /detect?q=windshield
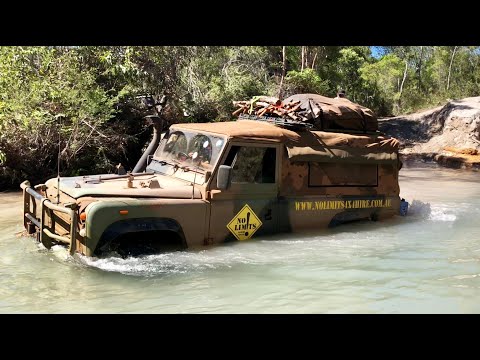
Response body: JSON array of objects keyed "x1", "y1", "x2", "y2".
[{"x1": 146, "y1": 127, "x2": 226, "y2": 185}]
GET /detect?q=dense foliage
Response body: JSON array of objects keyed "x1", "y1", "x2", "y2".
[{"x1": 1, "y1": 46, "x2": 479, "y2": 189}]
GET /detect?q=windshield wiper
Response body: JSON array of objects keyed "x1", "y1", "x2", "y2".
[
  {"x1": 84, "y1": 172, "x2": 155, "y2": 183},
  {"x1": 181, "y1": 165, "x2": 205, "y2": 175},
  {"x1": 152, "y1": 158, "x2": 205, "y2": 175},
  {"x1": 157, "y1": 159, "x2": 176, "y2": 167}
]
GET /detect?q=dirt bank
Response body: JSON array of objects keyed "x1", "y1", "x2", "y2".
[{"x1": 378, "y1": 97, "x2": 480, "y2": 169}]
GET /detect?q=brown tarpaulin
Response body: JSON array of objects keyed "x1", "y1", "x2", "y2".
[
  {"x1": 286, "y1": 146, "x2": 398, "y2": 164},
  {"x1": 283, "y1": 93, "x2": 378, "y2": 132},
  {"x1": 285, "y1": 130, "x2": 399, "y2": 164}
]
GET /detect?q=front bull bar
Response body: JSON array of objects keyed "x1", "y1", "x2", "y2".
[{"x1": 20, "y1": 180, "x2": 77, "y2": 255}]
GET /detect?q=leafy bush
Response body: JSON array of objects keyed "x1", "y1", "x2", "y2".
[{"x1": 282, "y1": 69, "x2": 330, "y2": 98}]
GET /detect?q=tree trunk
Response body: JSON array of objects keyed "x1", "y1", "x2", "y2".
[
  {"x1": 447, "y1": 46, "x2": 458, "y2": 91},
  {"x1": 311, "y1": 50, "x2": 318, "y2": 69},
  {"x1": 278, "y1": 46, "x2": 287, "y2": 98},
  {"x1": 397, "y1": 59, "x2": 408, "y2": 111},
  {"x1": 399, "y1": 59, "x2": 408, "y2": 97},
  {"x1": 301, "y1": 46, "x2": 305, "y2": 71},
  {"x1": 417, "y1": 46, "x2": 423, "y2": 90},
  {"x1": 305, "y1": 47, "x2": 310, "y2": 69}
]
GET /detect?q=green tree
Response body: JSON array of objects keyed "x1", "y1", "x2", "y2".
[
  {"x1": 336, "y1": 48, "x2": 368, "y2": 103},
  {"x1": 282, "y1": 69, "x2": 329, "y2": 98},
  {"x1": 0, "y1": 47, "x2": 130, "y2": 188},
  {"x1": 360, "y1": 53, "x2": 405, "y2": 115}
]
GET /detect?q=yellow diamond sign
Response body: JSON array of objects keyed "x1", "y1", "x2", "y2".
[{"x1": 227, "y1": 204, "x2": 263, "y2": 241}]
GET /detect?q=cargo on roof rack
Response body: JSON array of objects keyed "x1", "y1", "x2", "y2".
[
  {"x1": 233, "y1": 93, "x2": 378, "y2": 134},
  {"x1": 238, "y1": 113, "x2": 314, "y2": 130},
  {"x1": 284, "y1": 93, "x2": 378, "y2": 133}
]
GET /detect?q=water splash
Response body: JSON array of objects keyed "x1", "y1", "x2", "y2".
[
  {"x1": 407, "y1": 199, "x2": 432, "y2": 218},
  {"x1": 75, "y1": 236, "x2": 339, "y2": 277},
  {"x1": 407, "y1": 199, "x2": 457, "y2": 222},
  {"x1": 76, "y1": 247, "x2": 254, "y2": 276},
  {"x1": 51, "y1": 245, "x2": 70, "y2": 261},
  {"x1": 429, "y1": 208, "x2": 457, "y2": 222}
]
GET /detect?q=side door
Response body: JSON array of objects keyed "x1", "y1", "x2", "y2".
[{"x1": 208, "y1": 142, "x2": 280, "y2": 244}]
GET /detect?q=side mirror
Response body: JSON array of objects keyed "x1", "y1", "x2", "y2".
[{"x1": 217, "y1": 165, "x2": 232, "y2": 190}]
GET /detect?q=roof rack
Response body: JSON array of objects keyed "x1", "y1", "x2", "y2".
[{"x1": 238, "y1": 113, "x2": 314, "y2": 130}]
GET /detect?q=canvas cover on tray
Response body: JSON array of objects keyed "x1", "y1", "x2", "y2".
[{"x1": 283, "y1": 93, "x2": 378, "y2": 132}]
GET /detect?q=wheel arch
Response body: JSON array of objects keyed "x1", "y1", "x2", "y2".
[{"x1": 93, "y1": 217, "x2": 187, "y2": 256}]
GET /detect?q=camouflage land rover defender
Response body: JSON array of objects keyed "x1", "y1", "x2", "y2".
[{"x1": 20, "y1": 94, "x2": 407, "y2": 257}]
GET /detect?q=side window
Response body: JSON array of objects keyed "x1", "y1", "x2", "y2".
[{"x1": 228, "y1": 146, "x2": 276, "y2": 184}]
